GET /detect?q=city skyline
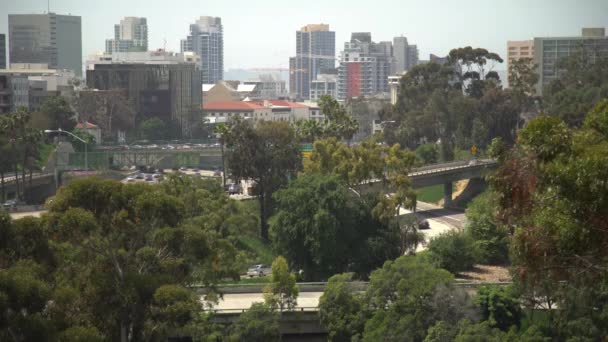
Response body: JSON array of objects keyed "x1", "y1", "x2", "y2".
[{"x1": 0, "y1": 0, "x2": 607, "y2": 71}]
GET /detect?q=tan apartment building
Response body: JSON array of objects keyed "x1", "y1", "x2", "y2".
[{"x1": 507, "y1": 40, "x2": 535, "y2": 86}]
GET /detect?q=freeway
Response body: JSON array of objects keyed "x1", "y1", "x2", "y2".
[
  {"x1": 415, "y1": 201, "x2": 467, "y2": 229},
  {"x1": 210, "y1": 292, "x2": 324, "y2": 312}
]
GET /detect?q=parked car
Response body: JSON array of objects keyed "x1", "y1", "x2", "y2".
[
  {"x1": 135, "y1": 174, "x2": 145, "y2": 180},
  {"x1": 228, "y1": 183, "x2": 242, "y2": 195},
  {"x1": 247, "y1": 264, "x2": 271, "y2": 277},
  {"x1": 213, "y1": 169, "x2": 222, "y2": 177}
]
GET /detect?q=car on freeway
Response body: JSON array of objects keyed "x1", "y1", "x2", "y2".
[
  {"x1": 2, "y1": 199, "x2": 18, "y2": 210},
  {"x1": 246, "y1": 264, "x2": 271, "y2": 277},
  {"x1": 179, "y1": 166, "x2": 188, "y2": 171},
  {"x1": 145, "y1": 175, "x2": 154, "y2": 182},
  {"x1": 192, "y1": 168, "x2": 200, "y2": 172},
  {"x1": 228, "y1": 183, "x2": 242, "y2": 195},
  {"x1": 135, "y1": 174, "x2": 145, "y2": 180}
]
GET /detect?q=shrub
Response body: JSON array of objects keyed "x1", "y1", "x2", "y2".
[{"x1": 427, "y1": 230, "x2": 475, "y2": 273}]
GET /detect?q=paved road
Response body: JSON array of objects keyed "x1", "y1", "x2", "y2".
[
  {"x1": 9, "y1": 210, "x2": 46, "y2": 219},
  {"x1": 208, "y1": 292, "x2": 323, "y2": 312},
  {"x1": 415, "y1": 202, "x2": 467, "y2": 229},
  {"x1": 398, "y1": 201, "x2": 466, "y2": 252}
]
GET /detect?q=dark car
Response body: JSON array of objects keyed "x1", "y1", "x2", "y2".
[
  {"x1": 2, "y1": 199, "x2": 18, "y2": 210},
  {"x1": 418, "y1": 219, "x2": 430, "y2": 230}
]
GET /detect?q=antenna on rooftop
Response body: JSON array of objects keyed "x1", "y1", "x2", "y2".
[
  {"x1": 163, "y1": 38, "x2": 167, "y2": 51},
  {"x1": 48, "y1": 0, "x2": 50, "y2": 13}
]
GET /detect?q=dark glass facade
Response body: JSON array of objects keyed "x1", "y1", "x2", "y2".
[{"x1": 86, "y1": 63, "x2": 203, "y2": 137}]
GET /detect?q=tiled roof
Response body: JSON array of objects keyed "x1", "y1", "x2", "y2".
[
  {"x1": 247, "y1": 100, "x2": 309, "y2": 108},
  {"x1": 76, "y1": 122, "x2": 99, "y2": 129},
  {"x1": 203, "y1": 101, "x2": 265, "y2": 111}
]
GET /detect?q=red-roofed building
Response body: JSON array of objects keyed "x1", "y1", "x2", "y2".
[{"x1": 75, "y1": 121, "x2": 101, "y2": 143}]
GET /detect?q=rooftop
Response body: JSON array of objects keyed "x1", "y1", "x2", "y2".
[{"x1": 203, "y1": 101, "x2": 265, "y2": 111}]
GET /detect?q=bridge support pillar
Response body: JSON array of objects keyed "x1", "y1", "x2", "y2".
[{"x1": 443, "y1": 182, "x2": 453, "y2": 208}]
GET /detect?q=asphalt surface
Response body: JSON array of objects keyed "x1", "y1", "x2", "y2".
[
  {"x1": 208, "y1": 292, "x2": 323, "y2": 312},
  {"x1": 415, "y1": 202, "x2": 467, "y2": 229}
]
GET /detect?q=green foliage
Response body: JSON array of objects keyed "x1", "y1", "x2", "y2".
[
  {"x1": 138, "y1": 117, "x2": 167, "y2": 141},
  {"x1": 517, "y1": 115, "x2": 571, "y2": 162},
  {"x1": 382, "y1": 47, "x2": 520, "y2": 157},
  {"x1": 543, "y1": 49, "x2": 608, "y2": 127},
  {"x1": 361, "y1": 256, "x2": 453, "y2": 342},
  {"x1": 270, "y1": 173, "x2": 399, "y2": 280},
  {"x1": 237, "y1": 235, "x2": 275, "y2": 266},
  {"x1": 465, "y1": 191, "x2": 509, "y2": 264},
  {"x1": 70, "y1": 128, "x2": 96, "y2": 152},
  {"x1": 270, "y1": 173, "x2": 357, "y2": 279},
  {"x1": 492, "y1": 100, "x2": 608, "y2": 340},
  {"x1": 319, "y1": 273, "x2": 367, "y2": 342},
  {"x1": 426, "y1": 230, "x2": 475, "y2": 273},
  {"x1": 263, "y1": 256, "x2": 299, "y2": 311},
  {"x1": 318, "y1": 95, "x2": 360, "y2": 141},
  {"x1": 416, "y1": 143, "x2": 439, "y2": 164},
  {"x1": 453, "y1": 320, "x2": 507, "y2": 341},
  {"x1": 509, "y1": 57, "x2": 539, "y2": 97},
  {"x1": 58, "y1": 326, "x2": 104, "y2": 342},
  {"x1": 224, "y1": 119, "x2": 301, "y2": 240},
  {"x1": 474, "y1": 285, "x2": 522, "y2": 331},
  {"x1": 0, "y1": 108, "x2": 44, "y2": 201},
  {"x1": 39, "y1": 96, "x2": 76, "y2": 131},
  {"x1": 228, "y1": 302, "x2": 280, "y2": 342},
  {"x1": 0, "y1": 177, "x2": 249, "y2": 341}
]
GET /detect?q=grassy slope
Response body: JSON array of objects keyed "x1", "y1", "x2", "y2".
[{"x1": 237, "y1": 235, "x2": 275, "y2": 265}]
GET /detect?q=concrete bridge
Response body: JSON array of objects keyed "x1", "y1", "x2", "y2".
[
  {"x1": 199, "y1": 280, "x2": 511, "y2": 341},
  {"x1": 355, "y1": 159, "x2": 498, "y2": 207},
  {"x1": 65, "y1": 148, "x2": 223, "y2": 170}
]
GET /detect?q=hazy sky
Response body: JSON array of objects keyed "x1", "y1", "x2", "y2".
[{"x1": 1, "y1": 0, "x2": 607, "y2": 71}]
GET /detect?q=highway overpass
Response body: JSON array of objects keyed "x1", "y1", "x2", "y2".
[{"x1": 355, "y1": 159, "x2": 498, "y2": 207}]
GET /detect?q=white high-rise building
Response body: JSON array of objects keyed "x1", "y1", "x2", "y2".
[
  {"x1": 181, "y1": 16, "x2": 224, "y2": 84},
  {"x1": 393, "y1": 36, "x2": 419, "y2": 74},
  {"x1": 105, "y1": 17, "x2": 148, "y2": 53}
]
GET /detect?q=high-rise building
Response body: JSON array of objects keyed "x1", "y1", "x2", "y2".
[
  {"x1": 310, "y1": 72, "x2": 337, "y2": 101},
  {"x1": 86, "y1": 51, "x2": 203, "y2": 137},
  {"x1": 181, "y1": 16, "x2": 224, "y2": 84},
  {"x1": 407, "y1": 44, "x2": 419, "y2": 69},
  {"x1": 290, "y1": 24, "x2": 335, "y2": 99},
  {"x1": 8, "y1": 13, "x2": 82, "y2": 76},
  {"x1": 289, "y1": 57, "x2": 296, "y2": 97},
  {"x1": 534, "y1": 28, "x2": 608, "y2": 94},
  {"x1": 337, "y1": 33, "x2": 393, "y2": 99},
  {"x1": 0, "y1": 34, "x2": 6, "y2": 69},
  {"x1": 244, "y1": 74, "x2": 287, "y2": 100},
  {"x1": 105, "y1": 17, "x2": 148, "y2": 53},
  {"x1": 393, "y1": 36, "x2": 419, "y2": 74}
]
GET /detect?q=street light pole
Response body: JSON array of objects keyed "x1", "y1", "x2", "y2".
[{"x1": 44, "y1": 128, "x2": 89, "y2": 171}]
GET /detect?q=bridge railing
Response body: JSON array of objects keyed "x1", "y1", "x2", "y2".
[{"x1": 208, "y1": 307, "x2": 320, "y2": 314}]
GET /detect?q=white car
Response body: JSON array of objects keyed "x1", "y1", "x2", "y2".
[{"x1": 246, "y1": 264, "x2": 271, "y2": 277}]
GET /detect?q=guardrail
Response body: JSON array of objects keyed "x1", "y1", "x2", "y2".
[
  {"x1": 209, "y1": 307, "x2": 320, "y2": 314},
  {"x1": 194, "y1": 280, "x2": 512, "y2": 294}
]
